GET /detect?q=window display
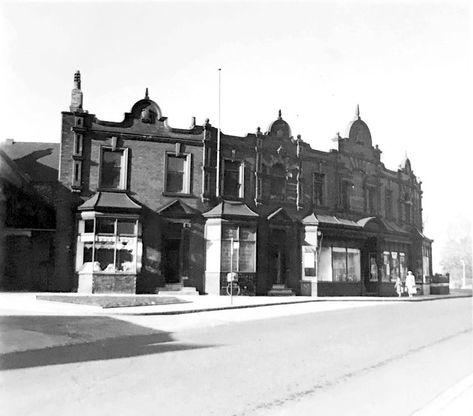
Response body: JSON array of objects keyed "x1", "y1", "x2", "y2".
[
  {"x1": 77, "y1": 216, "x2": 140, "y2": 273},
  {"x1": 331, "y1": 247, "x2": 361, "y2": 282}
]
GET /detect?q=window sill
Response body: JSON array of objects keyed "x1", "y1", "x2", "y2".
[
  {"x1": 222, "y1": 196, "x2": 244, "y2": 201},
  {"x1": 97, "y1": 188, "x2": 128, "y2": 193},
  {"x1": 78, "y1": 271, "x2": 137, "y2": 275},
  {"x1": 162, "y1": 192, "x2": 196, "y2": 198}
]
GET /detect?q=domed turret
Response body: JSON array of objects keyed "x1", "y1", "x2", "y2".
[
  {"x1": 130, "y1": 88, "x2": 162, "y2": 123},
  {"x1": 347, "y1": 105, "x2": 372, "y2": 146},
  {"x1": 267, "y1": 109, "x2": 292, "y2": 138}
]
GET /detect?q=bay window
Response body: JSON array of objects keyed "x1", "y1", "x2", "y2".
[
  {"x1": 221, "y1": 224, "x2": 256, "y2": 272},
  {"x1": 76, "y1": 215, "x2": 141, "y2": 274}
]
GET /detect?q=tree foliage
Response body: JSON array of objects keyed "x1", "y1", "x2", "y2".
[{"x1": 439, "y1": 215, "x2": 472, "y2": 288}]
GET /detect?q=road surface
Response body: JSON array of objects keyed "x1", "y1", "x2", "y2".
[{"x1": 1, "y1": 297, "x2": 471, "y2": 415}]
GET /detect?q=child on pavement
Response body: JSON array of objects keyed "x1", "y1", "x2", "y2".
[{"x1": 394, "y1": 276, "x2": 403, "y2": 297}]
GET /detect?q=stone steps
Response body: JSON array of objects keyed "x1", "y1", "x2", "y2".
[
  {"x1": 158, "y1": 284, "x2": 199, "y2": 296},
  {"x1": 267, "y1": 284, "x2": 296, "y2": 296}
]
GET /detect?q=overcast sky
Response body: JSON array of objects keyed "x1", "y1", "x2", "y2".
[{"x1": 0, "y1": 0, "x2": 470, "y2": 269}]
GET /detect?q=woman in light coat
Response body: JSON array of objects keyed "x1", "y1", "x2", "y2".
[{"x1": 405, "y1": 271, "x2": 417, "y2": 297}]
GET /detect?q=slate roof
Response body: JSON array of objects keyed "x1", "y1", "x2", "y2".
[
  {"x1": 317, "y1": 215, "x2": 361, "y2": 228},
  {"x1": 203, "y1": 200, "x2": 259, "y2": 219},
  {"x1": 78, "y1": 192, "x2": 142, "y2": 212},
  {"x1": 0, "y1": 140, "x2": 59, "y2": 182},
  {"x1": 157, "y1": 199, "x2": 201, "y2": 217}
]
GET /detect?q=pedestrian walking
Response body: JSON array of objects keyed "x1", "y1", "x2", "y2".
[
  {"x1": 405, "y1": 271, "x2": 417, "y2": 297},
  {"x1": 394, "y1": 276, "x2": 403, "y2": 297}
]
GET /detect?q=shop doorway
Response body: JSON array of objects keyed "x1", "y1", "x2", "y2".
[
  {"x1": 269, "y1": 229, "x2": 287, "y2": 285},
  {"x1": 362, "y1": 237, "x2": 378, "y2": 294}
]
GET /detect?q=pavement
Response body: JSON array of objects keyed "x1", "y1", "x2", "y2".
[{"x1": 0, "y1": 289, "x2": 471, "y2": 317}]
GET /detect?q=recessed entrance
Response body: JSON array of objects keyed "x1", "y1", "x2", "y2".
[{"x1": 269, "y1": 229, "x2": 287, "y2": 286}]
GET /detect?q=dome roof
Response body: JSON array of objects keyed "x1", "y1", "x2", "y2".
[
  {"x1": 267, "y1": 109, "x2": 292, "y2": 138},
  {"x1": 130, "y1": 89, "x2": 162, "y2": 123},
  {"x1": 347, "y1": 105, "x2": 372, "y2": 146}
]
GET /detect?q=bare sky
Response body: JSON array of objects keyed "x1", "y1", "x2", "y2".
[{"x1": 0, "y1": 0, "x2": 470, "y2": 268}]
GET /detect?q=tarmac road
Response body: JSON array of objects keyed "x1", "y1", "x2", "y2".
[{"x1": 0, "y1": 297, "x2": 471, "y2": 415}]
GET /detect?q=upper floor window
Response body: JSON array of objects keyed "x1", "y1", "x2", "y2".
[
  {"x1": 100, "y1": 147, "x2": 128, "y2": 190},
  {"x1": 270, "y1": 164, "x2": 286, "y2": 200},
  {"x1": 73, "y1": 133, "x2": 83, "y2": 157},
  {"x1": 385, "y1": 190, "x2": 393, "y2": 219},
  {"x1": 367, "y1": 187, "x2": 376, "y2": 214},
  {"x1": 404, "y1": 202, "x2": 412, "y2": 224},
  {"x1": 340, "y1": 180, "x2": 351, "y2": 210},
  {"x1": 72, "y1": 160, "x2": 82, "y2": 187},
  {"x1": 223, "y1": 160, "x2": 244, "y2": 199},
  {"x1": 165, "y1": 153, "x2": 191, "y2": 194},
  {"x1": 313, "y1": 173, "x2": 325, "y2": 207}
]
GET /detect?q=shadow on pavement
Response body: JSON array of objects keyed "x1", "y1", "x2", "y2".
[{"x1": 0, "y1": 315, "x2": 214, "y2": 370}]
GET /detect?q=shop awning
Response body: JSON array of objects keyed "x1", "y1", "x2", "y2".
[
  {"x1": 317, "y1": 215, "x2": 361, "y2": 229},
  {"x1": 78, "y1": 192, "x2": 142, "y2": 212},
  {"x1": 203, "y1": 200, "x2": 259, "y2": 219}
]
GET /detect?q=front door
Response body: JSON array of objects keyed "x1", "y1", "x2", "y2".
[
  {"x1": 162, "y1": 238, "x2": 181, "y2": 284},
  {"x1": 361, "y1": 237, "x2": 379, "y2": 294},
  {"x1": 269, "y1": 229, "x2": 286, "y2": 285}
]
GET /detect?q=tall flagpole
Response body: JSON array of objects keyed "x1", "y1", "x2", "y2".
[{"x1": 216, "y1": 68, "x2": 221, "y2": 198}]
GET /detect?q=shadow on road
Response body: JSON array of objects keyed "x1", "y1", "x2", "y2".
[{"x1": 0, "y1": 315, "x2": 214, "y2": 370}]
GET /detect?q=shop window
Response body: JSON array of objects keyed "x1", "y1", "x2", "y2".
[
  {"x1": 369, "y1": 255, "x2": 378, "y2": 282},
  {"x1": 221, "y1": 224, "x2": 256, "y2": 272},
  {"x1": 317, "y1": 247, "x2": 332, "y2": 282},
  {"x1": 399, "y1": 253, "x2": 407, "y2": 279},
  {"x1": 382, "y1": 251, "x2": 391, "y2": 281},
  {"x1": 76, "y1": 216, "x2": 139, "y2": 273},
  {"x1": 382, "y1": 250, "x2": 407, "y2": 282},
  {"x1": 270, "y1": 164, "x2": 286, "y2": 199},
  {"x1": 391, "y1": 251, "x2": 399, "y2": 281},
  {"x1": 99, "y1": 148, "x2": 128, "y2": 190},
  {"x1": 332, "y1": 247, "x2": 361, "y2": 282},
  {"x1": 313, "y1": 173, "x2": 325, "y2": 207},
  {"x1": 165, "y1": 153, "x2": 191, "y2": 194},
  {"x1": 223, "y1": 160, "x2": 244, "y2": 199}
]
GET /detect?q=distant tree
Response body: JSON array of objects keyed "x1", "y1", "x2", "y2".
[{"x1": 439, "y1": 215, "x2": 472, "y2": 288}]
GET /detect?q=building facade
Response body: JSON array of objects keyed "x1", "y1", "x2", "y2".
[
  {"x1": 56, "y1": 72, "x2": 432, "y2": 296},
  {"x1": 0, "y1": 141, "x2": 58, "y2": 291}
]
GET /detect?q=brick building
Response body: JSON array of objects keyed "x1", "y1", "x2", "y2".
[
  {"x1": 56, "y1": 71, "x2": 432, "y2": 296},
  {"x1": 0, "y1": 141, "x2": 58, "y2": 290}
]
